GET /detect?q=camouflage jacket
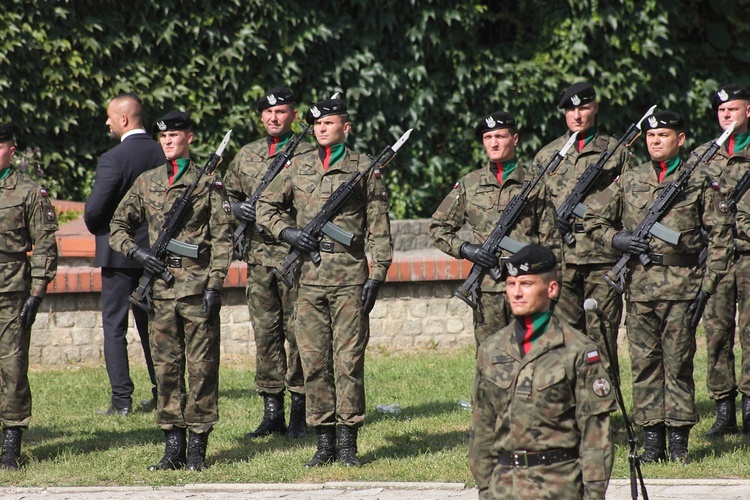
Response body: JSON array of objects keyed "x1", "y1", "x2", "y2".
[
  {"x1": 109, "y1": 160, "x2": 234, "y2": 299},
  {"x1": 584, "y1": 159, "x2": 733, "y2": 301},
  {"x1": 429, "y1": 161, "x2": 561, "y2": 293},
  {"x1": 694, "y1": 138, "x2": 750, "y2": 253},
  {"x1": 0, "y1": 169, "x2": 58, "y2": 297},
  {"x1": 223, "y1": 134, "x2": 315, "y2": 266},
  {"x1": 255, "y1": 146, "x2": 393, "y2": 285},
  {"x1": 534, "y1": 131, "x2": 632, "y2": 265},
  {"x1": 469, "y1": 314, "x2": 615, "y2": 499}
]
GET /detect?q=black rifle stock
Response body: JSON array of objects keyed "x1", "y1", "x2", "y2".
[
  {"x1": 557, "y1": 105, "x2": 656, "y2": 246},
  {"x1": 232, "y1": 124, "x2": 313, "y2": 260},
  {"x1": 129, "y1": 130, "x2": 232, "y2": 312},
  {"x1": 452, "y1": 132, "x2": 579, "y2": 309},
  {"x1": 272, "y1": 129, "x2": 413, "y2": 289},
  {"x1": 603, "y1": 122, "x2": 736, "y2": 295}
]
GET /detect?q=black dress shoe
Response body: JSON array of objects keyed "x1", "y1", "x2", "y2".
[{"x1": 97, "y1": 404, "x2": 131, "y2": 416}]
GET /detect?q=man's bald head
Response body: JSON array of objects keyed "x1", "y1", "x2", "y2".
[{"x1": 106, "y1": 93, "x2": 146, "y2": 140}]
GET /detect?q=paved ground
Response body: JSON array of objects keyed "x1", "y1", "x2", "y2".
[{"x1": 1, "y1": 479, "x2": 750, "y2": 499}]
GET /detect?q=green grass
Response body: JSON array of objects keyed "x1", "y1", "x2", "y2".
[{"x1": 4, "y1": 337, "x2": 750, "y2": 486}]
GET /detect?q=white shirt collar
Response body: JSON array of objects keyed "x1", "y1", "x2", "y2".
[{"x1": 120, "y1": 128, "x2": 148, "y2": 142}]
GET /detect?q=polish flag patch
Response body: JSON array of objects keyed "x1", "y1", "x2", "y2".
[{"x1": 587, "y1": 350, "x2": 600, "y2": 364}]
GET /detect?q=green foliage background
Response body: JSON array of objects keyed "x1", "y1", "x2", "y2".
[{"x1": 1, "y1": 0, "x2": 748, "y2": 217}]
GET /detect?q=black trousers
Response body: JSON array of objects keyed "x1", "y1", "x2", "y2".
[{"x1": 101, "y1": 267, "x2": 157, "y2": 409}]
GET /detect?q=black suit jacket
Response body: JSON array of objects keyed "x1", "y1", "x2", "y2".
[{"x1": 84, "y1": 132, "x2": 165, "y2": 268}]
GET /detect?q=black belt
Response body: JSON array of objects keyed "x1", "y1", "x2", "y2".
[
  {"x1": 496, "y1": 448, "x2": 578, "y2": 468},
  {"x1": 319, "y1": 241, "x2": 365, "y2": 254},
  {"x1": 647, "y1": 252, "x2": 699, "y2": 267},
  {"x1": 166, "y1": 254, "x2": 205, "y2": 268},
  {"x1": 0, "y1": 252, "x2": 27, "y2": 263}
]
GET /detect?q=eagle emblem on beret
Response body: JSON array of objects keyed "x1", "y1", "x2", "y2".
[
  {"x1": 267, "y1": 94, "x2": 277, "y2": 106},
  {"x1": 571, "y1": 94, "x2": 581, "y2": 106},
  {"x1": 157, "y1": 121, "x2": 167, "y2": 131},
  {"x1": 718, "y1": 89, "x2": 729, "y2": 102},
  {"x1": 506, "y1": 262, "x2": 518, "y2": 276},
  {"x1": 311, "y1": 106, "x2": 321, "y2": 118},
  {"x1": 486, "y1": 116, "x2": 496, "y2": 128},
  {"x1": 648, "y1": 116, "x2": 658, "y2": 128}
]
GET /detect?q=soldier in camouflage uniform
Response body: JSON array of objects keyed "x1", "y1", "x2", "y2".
[
  {"x1": 534, "y1": 82, "x2": 632, "y2": 361},
  {"x1": 0, "y1": 124, "x2": 58, "y2": 469},
  {"x1": 469, "y1": 244, "x2": 615, "y2": 500},
  {"x1": 429, "y1": 111, "x2": 561, "y2": 347},
  {"x1": 697, "y1": 84, "x2": 750, "y2": 436},
  {"x1": 256, "y1": 97, "x2": 392, "y2": 467},
  {"x1": 224, "y1": 87, "x2": 313, "y2": 440},
  {"x1": 110, "y1": 111, "x2": 233, "y2": 471},
  {"x1": 585, "y1": 111, "x2": 733, "y2": 463}
]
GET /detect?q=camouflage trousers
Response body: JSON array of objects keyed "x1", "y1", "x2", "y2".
[
  {"x1": 246, "y1": 265, "x2": 304, "y2": 396},
  {"x1": 0, "y1": 292, "x2": 32, "y2": 428},
  {"x1": 487, "y1": 459, "x2": 583, "y2": 500},
  {"x1": 702, "y1": 254, "x2": 750, "y2": 400},
  {"x1": 295, "y1": 283, "x2": 368, "y2": 428},
  {"x1": 474, "y1": 290, "x2": 511, "y2": 348},
  {"x1": 627, "y1": 299, "x2": 697, "y2": 427},
  {"x1": 557, "y1": 263, "x2": 623, "y2": 368},
  {"x1": 150, "y1": 295, "x2": 220, "y2": 433}
]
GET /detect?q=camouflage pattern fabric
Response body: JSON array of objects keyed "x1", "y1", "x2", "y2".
[
  {"x1": 469, "y1": 314, "x2": 616, "y2": 499},
  {"x1": 0, "y1": 169, "x2": 58, "y2": 428},
  {"x1": 255, "y1": 147, "x2": 392, "y2": 428},
  {"x1": 110, "y1": 160, "x2": 233, "y2": 432},
  {"x1": 696, "y1": 141, "x2": 750, "y2": 400},
  {"x1": 473, "y1": 291, "x2": 512, "y2": 346},
  {"x1": 429, "y1": 161, "x2": 561, "y2": 345},
  {"x1": 535, "y1": 132, "x2": 631, "y2": 341},
  {"x1": 585, "y1": 159, "x2": 733, "y2": 426}
]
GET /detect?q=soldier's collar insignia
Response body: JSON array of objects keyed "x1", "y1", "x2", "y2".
[
  {"x1": 571, "y1": 94, "x2": 581, "y2": 106},
  {"x1": 267, "y1": 94, "x2": 277, "y2": 106},
  {"x1": 157, "y1": 120, "x2": 167, "y2": 131},
  {"x1": 506, "y1": 262, "x2": 518, "y2": 276},
  {"x1": 486, "y1": 116, "x2": 496, "y2": 129},
  {"x1": 310, "y1": 106, "x2": 321, "y2": 118},
  {"x1": 718, "y1": 89, "x2": 729, "y2": 102},
  {"x1": 592, "y1": 377, "x2": 611, "y2": 397},
  {"x1": 648, "y1": 116, "x2": 658, "y2": 128}
]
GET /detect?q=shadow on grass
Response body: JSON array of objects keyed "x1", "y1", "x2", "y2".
[
  {"x1": 363, "y1": 429, "x2": 468, "y2": 463},
  {"x1": 366, "y1": 400, "x2": 464, "y2": 424},
  {"x1": 27, "y1": 426, "x2": 161, "y2": 462}
]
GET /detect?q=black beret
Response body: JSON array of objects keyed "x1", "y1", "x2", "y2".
[
  {"x1": 257, "y1": 86, "x2": 296, "y2": 111},
  {"x1": 712, "y1": 83, "x2": 750, "y2": 111},
  {"x1": 305, "y1": 98, "x2": 347, "y2": 124},
  {"x1": 0, "y1": 123, "x2": 13, "y2": 143},
  {"x1": 152, "y1": 111, "x2": 192, "y2": 133},
  {"x1": 474, "y1": 111, "x2": 516, "y2": 140},
  {"x1": 642, "y1": 110, "x2": 685, "y2": 131},
  {"x1": 504, "y1": 244, "x2": 557, "y2": 279},
  {"x1": 558, "y1": 82, "x2": 596, "y2": 109}
]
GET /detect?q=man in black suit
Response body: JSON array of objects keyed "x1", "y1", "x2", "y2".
[{"x1": 84, "y1": 93, "x2": 164, "y2": 416}]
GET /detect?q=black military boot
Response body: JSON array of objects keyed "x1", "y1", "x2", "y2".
[
  {"x1": 148, "y1": 428, "x2": 187, "y2": 471},
  {"x1": 705, "y1": 397, "x2": 738, "y2": 437},
  {"x1": 640, "y1": 424, "x2": 666, "y2": 463},
  {"x1": 304, "y1": 426, "x2": 336, "y2": 468},
  {"x1": 336, "y1": 425, "x2": 361, "y2": 467},
  {"x1": 186, "y1": 430, "x2": 210, "y2": 471},
  {"x1": 668, "y1": 425, "x2": 691, "y2": 464},
  {"x1": 743, "y1": 395, "x2": 750, "y2": 434},
  {"x1": 246, "y1": 393, "x2": 287, "y2": 438},
  {"x1": 0, "y1": 427, "x2": 23, "y2": 470},
  {"x1": 286, "y1": 392, "x2": 307, "y2": 439}
]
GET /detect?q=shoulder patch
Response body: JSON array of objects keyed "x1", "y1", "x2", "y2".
[
  {"x1": 374, "y1": 168, "x2": 381, "y2": 179},
  {"x1": 453, "y1": 181, "x2": 459, "y2": 189},
  {"x1": 592, "y1": 377, "x2": 612, "y2": 397},
  {"x1": 586, "y1": 350, "x2": 600, "y2": 364},
  {"x1": 40, "y1": 188, "x2": 48, "y2": 197},
  {"x1": 222, "y1": 200, "x2": 231, "y2": 214},
  {"x1": 214, "y1": 180, "x2": 224, "y2": 189}
]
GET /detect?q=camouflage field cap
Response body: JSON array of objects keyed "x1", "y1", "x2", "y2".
[
  {"x1": 474, "y1": 111, "x2": 516, "y2": 140},
  {"x1": 504, "y1": 244, "x2": 557, "y2": 279},
  {"x1": 257, "y1": 86, "x2": 296, "y2": 111},
  {"x1": 558, "y1": 82, "x2": 596, "y2": 109}
]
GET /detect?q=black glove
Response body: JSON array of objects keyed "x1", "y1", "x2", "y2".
[
  {"x1": 459, "y1": 243, "x2": 498, "y2": 268},
  {"x1": 128, "y1": 247, "x2": 166, "y2": 276},
  {"x1": 281, "y1": 227, "x2": 317, "y2": 253},
  {"x1": 201, "y1": 288, "x2": 222, "y2": 322},
  {"x1": 361, "y1": 279, "x2": 383, "y2": 315},
  {"x1": 20, "y1": 296, "x2": 43, "y2": 329},
  {"x1": 556, "y1": 217, "x2": 572, "y2": 235},
  {"x1": 688, "y1": 290, "x2": 710, "y2": 328},
  {"x1": 612, "y1": 231, "x2": 650, "y2": 254},
  {"x1": 231, "y1": 202, "x2": 256, "y2": 223}
]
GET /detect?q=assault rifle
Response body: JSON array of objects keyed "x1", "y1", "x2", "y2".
[
  {"x1": 603, "y1": 121, "x2": 736, "y2": 295},
  {"x1": 273, "y1": 128, "x2": 413, "y2": 289},
  {"x1": 232, "y1": 123, "x2": 312, "y2": 260},
  {"x1": 726, "y1": 167, "x2": 750, "y2": 214},
  {"x1": 557, "y1": 105, "x2": 656, "y2": 246},
  {"x1": 452, "y1": 131, "x2": 579, "y2": 309},
  {"x1": 129, "y1": 130, "x2": 233, "y2": 312}
]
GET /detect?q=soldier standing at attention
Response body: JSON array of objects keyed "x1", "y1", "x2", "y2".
[
  {"x1": 0, "y1": 124, "x2": 58, "y2": 469},
  {"x1": 256, "y1": 96, "x2": 392, "y2": 467},
  {"x1": 224, "y1": 86, "x2": 312, "y2": 439},
  {"x1": 429, "y1": 111, "x2": 560, "y2": 347},
  {"x1": 110, "y1": 111, "x2": 233, "y2": 471},
  {"x1": 584, "y1": 111, "x2": 733, "y2": 463},
  {"x1": 534, "y1": 82, "x2": 631, "y2": 356},
  {"x1": 697, "y1": 84, "x2": 750, "y2": 436},
  {"x1": 469, "y1": 244, "x2": 615, "y2": 499}
]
